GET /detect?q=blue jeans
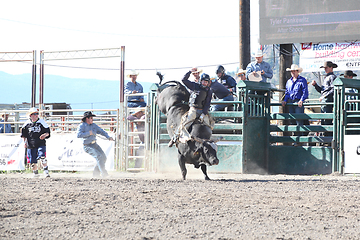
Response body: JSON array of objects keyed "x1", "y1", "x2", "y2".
[
  {"x1": 127, "y1": 101, "x2": 146, "y2": 108},
  {"x1": 27, "y1": 146, "x2": 46, "y2": 164},
  {"x1": 211, "y1": 94, "x2": 234, "y2": 111},
  {"x1": 288, "y1": 102, "x2": 304, "y2": 126},
  {"x1": 83, "y1": 143, "x2": 108, "y2": 177}
]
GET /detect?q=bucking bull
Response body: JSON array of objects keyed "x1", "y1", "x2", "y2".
[{"x1": 156, "y1": 78, "x2": 219, "y2": 180}]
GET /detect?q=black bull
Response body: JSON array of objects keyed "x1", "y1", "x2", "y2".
[{"x1": 156, "y1": 81, "x2": 219, "y2": 180}]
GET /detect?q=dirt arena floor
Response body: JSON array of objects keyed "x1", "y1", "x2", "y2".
[{"x1": 1, "y1": 170, "x2": 360, "y2": 240}]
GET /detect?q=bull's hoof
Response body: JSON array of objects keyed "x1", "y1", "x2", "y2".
[{"x1": 205, "y1": 176, "x2": 211, "y2": 180}]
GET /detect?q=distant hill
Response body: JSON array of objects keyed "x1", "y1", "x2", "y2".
[{"x1": 0, "y1": 71, "x2": 155, "y2": 110}]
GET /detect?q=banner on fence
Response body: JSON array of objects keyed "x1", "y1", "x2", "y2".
[
  {"x1": 299, "y1": 42, "x2": 360, "y2": 72},
  {"x1": 0, "y1": 133, "x2": 115, "y2": 171},
  {"x1": 47, "y1": 133, "x2": 115, "y2": 171},
  {"x1": 344, "y1": 135, "x2": 360, "y2": 174},
  {"x1": 0, "y1": 134, "x2": 25, "y2": 170}
]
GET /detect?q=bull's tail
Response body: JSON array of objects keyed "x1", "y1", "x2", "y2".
[{"x1": 156, "y1": 71, "x2": 164, "y2": 85}]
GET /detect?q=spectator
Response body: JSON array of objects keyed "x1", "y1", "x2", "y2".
[
  {"x1": 246, "y1": 50, "x2": 273, "y2": 83},
  {"x1": 77, "y1": 111, "x2": 114, "y2": 178},
  {"x1": 246, "y1": 50, "x2": 273, "y2": 95},
  {"x1": 125, "y1": 70, "x2": 146, "y2": 108},
  {"x1": 216, "y1": 65, "x2": 237, "y2": 94},
  {"x1": 340, "y1": 70, "x2": 358, "y2": 100},
  {"x1": 0, "y1": 110, "x2": 12, "y2": 133},
  {"x1": 311, "y1": 61, "x2": 337, "y2": 136},
  {"x1": 21, "y1": 107, "x2": 51, "y2": 178},
  {"x1": 282, "y1": 64, "x2": 309, "y2": 143},
  {"x1": 208, "y1": 78, "x2": 234, "y2": 111},
  {"x1": 190, "y1": 67, "x2": 202, "y2": 83},
  {"x1": 236, "y1": 69, "x2": 247, "y2": 82}
]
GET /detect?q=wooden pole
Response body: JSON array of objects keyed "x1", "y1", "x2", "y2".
[{"x1": 239, "y1": 0, "x2": 251, "y2": 70}]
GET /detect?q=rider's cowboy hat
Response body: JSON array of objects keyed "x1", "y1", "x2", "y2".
[
  {"x1": 126, "y1": 70, "x2": 140, "y2": 78},
  {"x1": 286, "y1": 64, "x2": 303, "y2": 73}
]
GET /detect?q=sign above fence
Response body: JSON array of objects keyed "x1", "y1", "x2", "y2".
[{"x1": 299, "y1": 42, "x2": 360, "y2": 72}]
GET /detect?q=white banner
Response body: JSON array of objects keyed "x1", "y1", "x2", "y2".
[
  {"x1": 0, "y1": 134, "x2": 25, "y2": 170},
  {"x1": 47, "y1": 132, "x2": 115, "y2": 171},
  {"x1": 0, "y1": 133, "x2": 115, "y2": 171},
  {"x1": 299, "y1": 42, "x2": 360, "y2": 72},
  {"x1": 344, "y1": 135, "x2": 360, "y2": 174}
]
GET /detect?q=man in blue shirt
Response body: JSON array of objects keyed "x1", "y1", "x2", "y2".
[
  {"x1": 246, "y1": 50, "x2": 273, "y2": 83},
  {"x1": 124, "y1": 70, "x2": 146, "y2": 108},
  {"x1": 77, "y1": 111, "x2": 114, "y2": 178},
  {"x1": 0, "y1": 111, "x2": 12, "y2": 133},
  {"x1": 282, "y1": 64, "x2": 309, "y2": 130}
]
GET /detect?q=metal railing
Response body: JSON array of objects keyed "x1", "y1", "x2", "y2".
[{"x1": 0, "y1": 108, "x2": 121, "y2": 169}]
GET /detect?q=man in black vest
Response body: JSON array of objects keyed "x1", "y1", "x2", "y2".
[{"x1": 168, "y1": 71, "x2": 213, "y2": 147}]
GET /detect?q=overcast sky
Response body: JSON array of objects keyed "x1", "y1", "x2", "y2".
[{"x1": 1, "y1": 0, "x2": 259, "y2": 83}]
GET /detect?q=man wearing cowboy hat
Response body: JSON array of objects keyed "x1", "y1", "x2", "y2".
[
  {"x1": 311, "y1": 61, "x2": 338, "y2": 130},
  {"x1": 340, "y1": 70, "x2": 358, "y2": 100},
  {"x1": 124, "y1": 70, "x2": 146, "y2": 108},
  {"x1": 245, "y1": 50, "x2": 273, "y2": 84},
  {"x1": 77, "y1": 111, "x2": 114, "y2": 178},
  {"x1": 21, "y1": 107, "x2": 51, "y2": 177},
  {"x1": 340, "y1": 70, "x2": 357, "y2": 78},
  {"x1": 282, "y1": 64, "x2": 309, "y2": 139},
  {"x1": 0, "y1": 110, "x2": 12, "y2": 133},
  {"x1": 191, "y1": 67, "x2": 202, "y2": 83}
]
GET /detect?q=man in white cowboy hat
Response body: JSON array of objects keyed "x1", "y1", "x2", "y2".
[
  {"x1": 245, "y1": 50, "x2": 273, "y2": 84},
  {"x1": 236, "y1": 69, "x2": 247, "y2": 82},
  {"x1": 77, "y1": 111, "x2": 114, "y2": 178},
  {"x1": 190, "y1": 67, "x2": 203, "y2": 83},
  {"x1": 0, "y1": 110, "x2": 12, "y2": 133},
  {"x1": 282, "y1": 64, "x2": 309, "y2": 141},
  {"x1": 21, "y1": 107, "x2": 51, "y2": 177},
  {"x1": 311, "y1": 61, "x2": 338, "y2": 130},
  {"x1": 124, "y1": 69, "x2": 146, "y2": 108}
]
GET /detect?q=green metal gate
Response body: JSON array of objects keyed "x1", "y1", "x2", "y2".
[{"x1": 149, "y1": 79, "x2": 359, "y2": 175}]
